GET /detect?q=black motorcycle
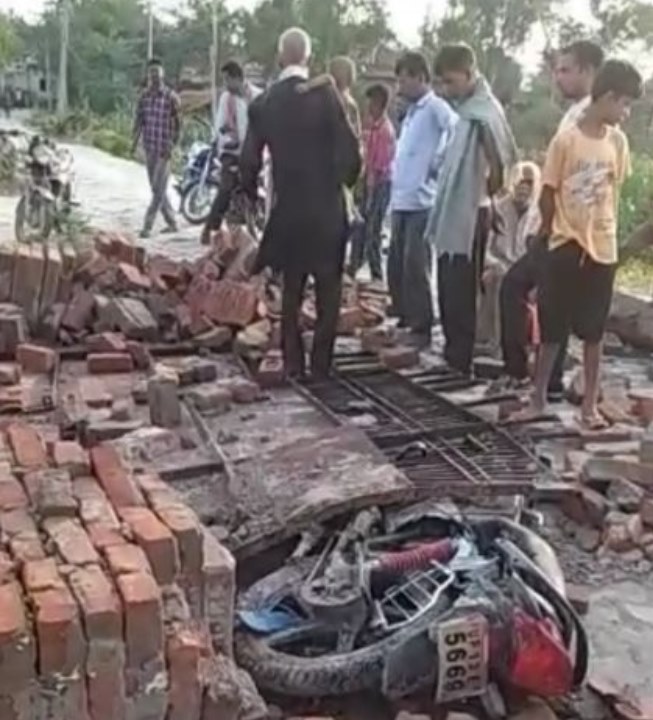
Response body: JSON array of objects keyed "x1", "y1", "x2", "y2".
[{"x1": 15, "y1": 135, "x2": 74, "y2": 243}]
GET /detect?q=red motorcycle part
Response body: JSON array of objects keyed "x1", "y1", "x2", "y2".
[
  {"x1": 373, "y1": 538, "x2": 456, "y2": 575},
  {"x1": 508, "y1": 608, "x2": 574, "y2": 697}
]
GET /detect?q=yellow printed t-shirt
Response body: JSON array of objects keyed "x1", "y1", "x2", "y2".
[{"x1": 541, "y1": 124, "x2": 631, "y2": 265}]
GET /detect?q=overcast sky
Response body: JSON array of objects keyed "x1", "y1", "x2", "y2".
[{"x1": 0, "y1": 0, "x2": 596, "y2": 47}]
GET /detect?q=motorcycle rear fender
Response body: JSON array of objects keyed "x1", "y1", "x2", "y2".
[
  {"x1": 31, "y1": 186, "x2": 55, "y2": 202},
  {"x1": 382, "y1": 622, "x2": 438, "y2": 700}
]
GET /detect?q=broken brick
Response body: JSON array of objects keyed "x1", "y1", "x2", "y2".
[
  {"x1": 43, "y1": 517, "x2": 100, "y2": 566},
  {"x1": 62, "y1": 285, "x2": 96, "y2": 332},
  {"x1": 88, "y1": 352, "x2": 134, "y2": 374},
  {"x1": 379, "y1": 345, "x2": 419, "y2": 370},
  {"x1": 0, "y1": 364, "x2": 19, "y2": 386},
  {"x1": 0, "y1": 304, "x2": 26, "y2": 356},
  {"x1": 117, "y1": 262, "x2": 151, "y2": 292},
  {"x1": 16, "y1": 344, "x2": 55, "y2": 375},
  {"x1": 86, "y1": 332, "x2": 128, "y2": 354},
  {"x1": 200, "y1": 280, "x2": 258, "y2": 328},
  {"x1": 67, "y1": 564, "x2": 122, "y2": 641},
  {"x1": 51, "y1": 441, "x2": 90, "y2": 477},
  {"x1": 257, "y1": 350, "x2": 285, "y2": 388}
]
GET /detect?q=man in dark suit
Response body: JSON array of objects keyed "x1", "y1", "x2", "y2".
[{"x1": 241, "y1": 28, "x2": 361, "y2": 378}]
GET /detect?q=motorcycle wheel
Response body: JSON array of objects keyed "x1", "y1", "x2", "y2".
[
  {"x1": 235, "y1": 560, "x2": 437, "y2": 698},
  {"x1": 180, "y1": 181, "x2": 218, "y2": 225},
  {"x1": 15, "y1": 195, "x2": 54, "y2": 243}
]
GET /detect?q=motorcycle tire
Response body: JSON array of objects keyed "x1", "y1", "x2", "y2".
[
  {"x1": 235, "y1": 561, "x2": 439, "y2": 698},
  {"x1": 14, "y1": 195, "x2": 53, "y2": 243},
  {"x1": 180, "y1": 181, "x2": 218, "y2": 226}
]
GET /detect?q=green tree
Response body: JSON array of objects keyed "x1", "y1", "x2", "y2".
[{"x1": 0, "y1": 13, "x2": 21, "y2": 68}]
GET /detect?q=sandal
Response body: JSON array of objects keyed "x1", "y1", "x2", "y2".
[{"x1": 578, "y1": 412, "x2": 610, "y2": 432}]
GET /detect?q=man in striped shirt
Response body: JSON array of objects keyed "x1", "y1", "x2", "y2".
[{"x1": 133, "y1": 57, "x2": 181, "y2": 239}]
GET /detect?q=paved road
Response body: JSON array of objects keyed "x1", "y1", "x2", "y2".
[{"x1": 0, "y1": 114, "x2": 203, "y2": 260}]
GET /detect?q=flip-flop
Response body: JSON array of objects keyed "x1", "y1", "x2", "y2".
[
  {"x1": 505, "y1": 406, "x2": 551, "y2": 424},
  {"x1": 578, "y1": 412, "x2": 610, "y2": 432}
]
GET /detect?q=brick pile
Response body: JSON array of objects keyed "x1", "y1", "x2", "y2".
[
  {"x1": 0, "y1": 421, "x2": 265, "y2": 720},
  {"x1": 560, "y1": 426, "x2": 653, "y2": 564},
  {"x1": 0, "y1": 228, "x2": 389, "y2": 367}
]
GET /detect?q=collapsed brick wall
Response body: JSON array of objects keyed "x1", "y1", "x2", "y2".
[{"x1": 0, "y1": 421, "x2": 258, "y2": 720}]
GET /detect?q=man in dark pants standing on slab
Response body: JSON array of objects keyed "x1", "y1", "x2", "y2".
[
  {"x1": 388, "y1": 52, "x2": 457, "y2": 350},
  {"x1": 428, "y1": 44, "x2": 517, "y2": 375},
  {"x1": 498, "y1": 41, "x2": 604, "y2": 398},
  {"x1": 241, "y1": 28, "x2": 361, "y2": 378}
]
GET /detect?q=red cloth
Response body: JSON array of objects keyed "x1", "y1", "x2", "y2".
[{"x1": 363, "y1": 116, "x2": 396, "y2": 187}]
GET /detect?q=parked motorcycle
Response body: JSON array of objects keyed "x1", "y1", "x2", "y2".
[
  {"x1": 15, "y1": 135, "x2": 74, "y2": 243},
  {"x1": 235, "y1": 503, "x2": 587, "y2": 706},
  {"x1": 177, "y1": 141, "x2": 220, "y2": 225}
]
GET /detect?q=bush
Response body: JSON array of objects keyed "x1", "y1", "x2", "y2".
[
  {"x1": 619, "y1": 154, "x2": 653, "y2": 245},
  {"x1": 90, "y1": 128, "x2": 131, "y2": 158}
]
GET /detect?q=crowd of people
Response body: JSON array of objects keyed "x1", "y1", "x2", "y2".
[{"x1": 132, "y1": 32, "x2": 643, "y2": 430}]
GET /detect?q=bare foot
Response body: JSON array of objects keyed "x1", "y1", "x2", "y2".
[
  {"x1": 507, "y1": 401, "x2": 549, "y2": 424},
  {"x1": 578, "y1": 408, "x2": 610, "y2": 432}
]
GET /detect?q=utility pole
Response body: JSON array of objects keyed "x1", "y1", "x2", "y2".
[
  {"x1": 56, "y1": 0, "x2": 70, "y2": 118},
  {"x1": 147, "y1": 0, "x2": 154, "y2": 60},
  {"x1": 210, "y1": 0, "x2": 219, "y2": 123}
]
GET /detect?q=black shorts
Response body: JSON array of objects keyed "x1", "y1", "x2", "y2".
[{"x1": 538, "y1": 242, "x2": 616, "y2": 344}]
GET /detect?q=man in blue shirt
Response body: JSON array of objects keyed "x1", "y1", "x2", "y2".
[{"x1": 388, "y1": 52, "x2": 457, "y2": 349}]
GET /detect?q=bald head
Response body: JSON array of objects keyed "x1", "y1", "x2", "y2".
[{"x1": 278, "y1": 27, "x2": 312, "y2": 68}]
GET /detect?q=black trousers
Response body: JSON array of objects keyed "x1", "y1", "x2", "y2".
[
  {"x1": 500, "y1": 238, "x2": 567, "y2": 391},
  {"x1": 207, "y1": 154, "x2": 239, "y2": 230},
  {"x1": 437, "y1": 209, "x2": 489, "y2": 375},
  {"x1": 282, "y1": 266, "x2": 343, "y2": 378}
]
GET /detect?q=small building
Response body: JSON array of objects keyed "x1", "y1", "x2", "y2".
[{"x1": 0, "y1": 55, "x2": 48, "y2": 107}]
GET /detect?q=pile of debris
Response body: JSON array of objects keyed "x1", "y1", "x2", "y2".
[
  {"x1": 0, "y1": 422, "x2": 266, "y2": 720},
  {"x1": 0, "y1": 228, "x2": 389, "y2": 367},
  {"x1": 560, "y1": 400, "x2": 653, "y2": 564}
]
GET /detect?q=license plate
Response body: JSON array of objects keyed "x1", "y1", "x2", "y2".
[{"x1": 435, "y1": 613, "x2": 489, "y2": 703}]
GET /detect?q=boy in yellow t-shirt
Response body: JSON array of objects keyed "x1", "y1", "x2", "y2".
[{"x1": 520, "y1": 59, "x2": 642, "y2": 429}]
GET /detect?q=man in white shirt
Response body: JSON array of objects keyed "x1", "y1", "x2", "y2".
[
  {"x1": 202, "y1": 61, "x2": 260, "y2": 243},
  {"x1": 497, "y1": 40, "x2": 604, "y2": 398}
]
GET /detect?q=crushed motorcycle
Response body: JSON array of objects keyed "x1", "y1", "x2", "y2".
[{"x1": 235, "y1": 503, "x2": 588, "y2": 708}]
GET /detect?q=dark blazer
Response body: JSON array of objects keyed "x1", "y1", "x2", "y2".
[{"x1": 241, "y1": 75, "x2": 361, "y2": 274}]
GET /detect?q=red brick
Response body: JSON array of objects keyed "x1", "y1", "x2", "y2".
[
  {"x1": 86, "y1": 523, "x2": 126, "y2": 550},
  {"x1": 51, "y1": 440, "x2": 90, "y2": 477},
  {"x1": 43, "y1": 517, "x2": 100, "y2": 566},
  {"x1": 23, "y1": 468, "x2": 77, "y2": 518},
  {"x1": 0, "y1": 362, "x2": 20, "y2": 386},
  {"x1": 68, "y1": 564, "x2": 122, "y2": 641},
  {"x1": 22, "y1": 558, "x2": 65, "y2": 593},
  {"x1": 78, "y1": 490, "x2": 120, "y2": 529},
  {"x1": 104, "y1": 543, "x2": 152, "y2": 577},
  {"x1": 86, "y1": 640, "x2": 127, "y2": 720},
  {"x1": 6, "y1": 422, "x2": 47, "y2": 469},
  {"x1": 32, "y1": 586, "x2": 84, "y2": 675},
  {"x1": 167, "y1": 628, "x2": 205, "y2": 720},
  {"x1": 16, "y1": 343, "x2": 55, "y2": 374},
  {"x1": 257, "y1": 350, "x2": 285, "y2": 388},
  {"x1": 62, "y1": 285, "x2": 96, "y2": 331},
  {"x1": 155, "y1": 504, "x2": 203, "y2": 577},
  {"x1": 110, "y1": 233, "x2": 138, "y2": 265},
  {"x1": 202, "y1": 531, "x2": 235, "y2": 656},
  {"x1": 117, "y1": 262, "x2": 151, "y2": 291},
  {"x1": 87, "y1": 352, "x2": 134, "y2": 374},
  {"x1": 1, "y1": 508, "x2": 45, "y2": 563},
  {"x1": 0, "y1": 581, "x2": 33, "y2": 693},
  {"x1": 360, "y1": 326, "x2": 396, "y2": 354},
  {"x1": 11, "y1": 244, "x2": 45, "y2": 324},
  {"x1": 86, "y1": 332, "x2": 128, "y2": 354},
  {"x1": 224, "y1": 378, "x2": 261, "y2": 404},
  {"x1": 0, "y1": 550, "x2": 15, "y2": 585},
  {"x1": 0, "y1": 476, "x2": 27, "y2": 511},
  {"x1": 201, "y1": 279, "x2": 258, "y2": 328},
  {"x1": 379, "y1": 345, "x2": 420, "y2": 370},
  {"x1": 90, "y1": 444, "x2": 145, "y2": 509},
  {"x1": 126, "y1": 340, "x2": 152, "y2": 371},
  {"x1": 116, "y1": 571, "x2": 163, "y2": 666},
  {"x1": 337, "y1": 305, "x2": 365, "y2": 336},
  {"x1": 120, "y1": 507, "x2": 179, "y2": 584}
]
